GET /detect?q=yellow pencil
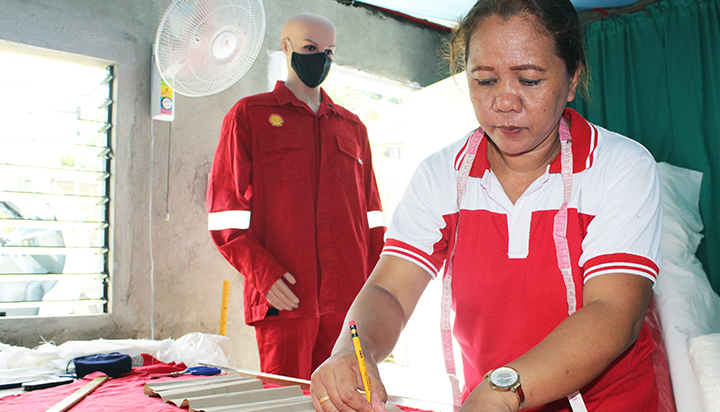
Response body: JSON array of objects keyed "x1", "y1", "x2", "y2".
[{"x1": 349, "y1": 321, "x2": 372, "y2": 402}]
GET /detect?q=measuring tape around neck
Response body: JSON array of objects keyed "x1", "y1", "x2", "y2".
[
  {"x1": 440, "y1": 118, "x2": 587, "y2": 411},
  {"x1": 441, "y1": 128, "x2": 483, "y2": 407}
]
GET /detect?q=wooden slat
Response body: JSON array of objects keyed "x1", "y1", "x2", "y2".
[{"x1": 45, "y1": 376, "x2": 108, "y2": 412}]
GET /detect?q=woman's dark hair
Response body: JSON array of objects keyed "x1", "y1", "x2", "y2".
[{"x1": 448, "y1": 0, "x2": 589, "y2": 98}]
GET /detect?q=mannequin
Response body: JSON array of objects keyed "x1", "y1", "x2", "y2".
[{"x1": 206, "y1": 13, "x2": 386, "y2": 379}]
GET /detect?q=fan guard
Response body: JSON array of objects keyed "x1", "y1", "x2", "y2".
[{"x1": 154, "y1": 0, "x2": 266, "y2": 97}]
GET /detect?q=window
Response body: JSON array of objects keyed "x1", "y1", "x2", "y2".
[
  {"x1": 321, "y1": 66, "x2": 419, "y2": 225},
  {"x1": 0, "y1": 42, "x2": 113, "y2": 318}
]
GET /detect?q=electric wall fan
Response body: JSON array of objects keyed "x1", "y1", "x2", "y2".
[{"x1": 151, "y1": 0, "x2": 266, "y2": 120}]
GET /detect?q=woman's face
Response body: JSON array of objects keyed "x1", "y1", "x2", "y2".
[{"x1": 466, "y1": 14, "x2": 580, "y2": 157}]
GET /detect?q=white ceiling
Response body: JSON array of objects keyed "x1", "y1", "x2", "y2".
[{"x1": 358, "y1": 0, "x2": 640, "y2": 26}]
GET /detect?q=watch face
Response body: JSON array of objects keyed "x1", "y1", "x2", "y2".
[{"x1": 490, "y1": 367, "x2": 518, "y2": 388}]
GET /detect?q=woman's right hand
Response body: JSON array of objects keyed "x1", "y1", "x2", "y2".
[
  {"x1": 310, "y1": 350, "x2": 387, "y2": 412},
  {"x1": 309, "y1": 256, "x2": 431, "y2": 412}
]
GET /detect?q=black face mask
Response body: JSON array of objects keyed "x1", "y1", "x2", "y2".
[{"x1": 291, "y1": 51, "x2": 332, "y2": 88}]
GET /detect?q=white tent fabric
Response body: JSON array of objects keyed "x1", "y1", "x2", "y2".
[{"x1": 359, "y1": 0, "x2": 642, "y2": 26}]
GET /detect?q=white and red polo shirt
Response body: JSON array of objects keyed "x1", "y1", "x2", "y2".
[{"x1": 382, "y1": 109, "x2": 662, "y2": 411}]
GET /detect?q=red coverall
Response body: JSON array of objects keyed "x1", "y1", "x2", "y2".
[{"x1": 207, "y1": 81, "x2": 385, "y2": 378}]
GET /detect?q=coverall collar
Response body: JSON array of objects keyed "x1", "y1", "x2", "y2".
[{"x1": 272, "y1": 81, "x2": 339, "y2": 117}]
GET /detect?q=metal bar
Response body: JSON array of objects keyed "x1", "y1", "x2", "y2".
[
  {"x1": 0, "y1": 299, "x2": 107, "y2": 310},
  {"x1": 0, "y1": 273, "x2": 107, "y2": 281},
  {"x1": 0, "y1": 219, "x2": 105, "y2": 231},
  {"x1": 0, "y1": 246, "x2": 107, "y2": 255}
]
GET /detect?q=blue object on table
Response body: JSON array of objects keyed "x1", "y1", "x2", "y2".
[
  {"x1": 150, "y1": 365, "x2": 223, "y2": 379},
  {"x1": 184, "y1": 366, "x2": 221, "y2": 376},
  {"x1": 74, "y1": 352, "x2": 132, "y2": 378}
]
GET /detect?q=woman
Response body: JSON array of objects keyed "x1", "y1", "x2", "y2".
[{"x1": 310, "y1": 0, "x2": 662, "y2": 411}]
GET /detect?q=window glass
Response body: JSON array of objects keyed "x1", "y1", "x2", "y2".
[{"x1": 0, "y1": 44, "x2": 112, "y2": 318}]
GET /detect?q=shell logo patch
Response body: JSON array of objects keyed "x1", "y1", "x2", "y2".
[{"x1": 269, "y1": 114, "x2": 284, "y2": 127}]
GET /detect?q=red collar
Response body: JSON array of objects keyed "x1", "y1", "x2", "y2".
[{"x1": 460, "y1": 108, "x2": 597, "y2": 177}]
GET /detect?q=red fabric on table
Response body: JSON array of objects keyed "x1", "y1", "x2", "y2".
[
  {"x1": 396, "y1": 406, "x2": 436, "y2": 412},
  {"x1": 0, "y1": 360, "x2": 189, "y2": 411},
  {"x1": 0, "y1": 362, "x2": 439, "y2": 412}
]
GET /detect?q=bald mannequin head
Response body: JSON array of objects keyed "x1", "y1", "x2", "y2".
[
  {"x1": 281, "y1": 13, "x2": 336, "y2": 55},
  {"x1": 280, "y1": 14, "x2": 336, "y2": 91}
]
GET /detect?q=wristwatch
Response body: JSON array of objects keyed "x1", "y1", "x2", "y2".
[{"x1": 484, "y1": 366, "x2": 525, "y2": 409}]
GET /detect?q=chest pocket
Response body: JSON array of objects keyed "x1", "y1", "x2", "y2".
[
  {"x1": 334, "y1": 134, "x2": 364, "y2": 186},
  {"x1": 257, "y1": 132, "x2": 308, "y2": 184}
]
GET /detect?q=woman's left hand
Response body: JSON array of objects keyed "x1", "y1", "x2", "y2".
[{"x1": 459, "y1": 379, "x2": 519, "y2": 412}]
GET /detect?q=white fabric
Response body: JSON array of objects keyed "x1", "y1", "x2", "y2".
[
  {"x1": 357, "y1": 0, "x2": 642, "y2": 22},
  {"x1": 653, "y1": 162, "x2": 720, "y2": 412},
  {"x1": 208, "y1": 210, "x2": 251, "y2": 230},
  {"x1": 0, "y1": 332, "x2": 230, "y2": 381},
  {"x1": 687, "y1": 333, "x2": 720, "y2": 412}
]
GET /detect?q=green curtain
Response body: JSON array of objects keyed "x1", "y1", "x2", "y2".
[{"x1": 569, "y1": 0, "x2": 720, "y2": 293}]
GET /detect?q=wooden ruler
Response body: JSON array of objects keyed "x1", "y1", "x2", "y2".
[
  {"x1": 45, "y1": 376, "x2": 108, "y2": 412},
  {"x1": 219, "y1": 280, "x2": 230, "y2": 336}
]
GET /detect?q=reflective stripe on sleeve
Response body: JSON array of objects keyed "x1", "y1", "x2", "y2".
[
  {"x1": 208, "y1": 210, "x2": 251, "y2": 230},
  {"x1": 367, "y1": 210, "x2": 386, "y2": 229}
]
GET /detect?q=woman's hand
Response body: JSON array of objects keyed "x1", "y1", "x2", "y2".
[
  {"x1": 310, "y1": 351, "x2": 387, "y2": 412},
  {"x1": 459, "y1": 379, "x2": 519, "y2": 412},
  {"x1": 309, "y1": 256, "x2": 431, "y2": 412}
]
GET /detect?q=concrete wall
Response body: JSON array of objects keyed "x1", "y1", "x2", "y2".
[{"x1": 0, "y1": 0, "x2": 447, "y2": 370}]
